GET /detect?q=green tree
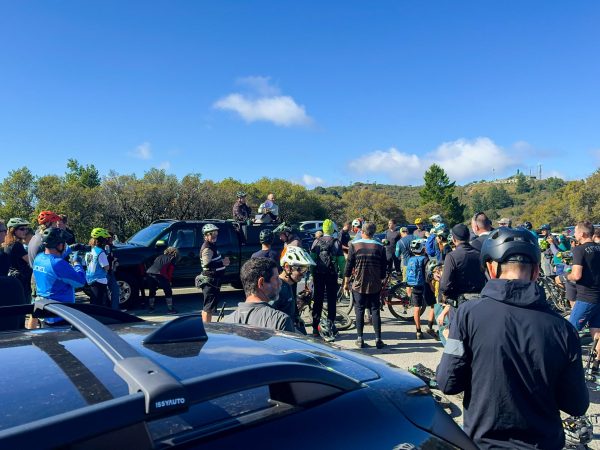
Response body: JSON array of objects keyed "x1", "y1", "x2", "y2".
[
  {"x1": 419, "y1": 164, "x2": 465, "y2": 225},
  {"x1": 515, "y1": 173, "x2": 530, "y2": 194},
  {"x1": 65, "y1": 159, "x2": 101, "y2": 188},
  {"x1": 0, "y1": 167, "x2": 36, "y2": 220},
  {"x1": 486, "y1": 185, "x2": 513, "y2": 210}
]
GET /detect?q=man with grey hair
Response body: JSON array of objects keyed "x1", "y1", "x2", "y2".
[{"x1": 343, "y1": 221, "x2": 388, "y2": 349}]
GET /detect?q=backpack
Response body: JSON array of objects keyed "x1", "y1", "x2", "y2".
[
  {"x1": 314, "y1": 238, "x2": 337, "y2": 274},
  {"x1": 406, "y1": 255, "x2": 426, "y2": 287}
]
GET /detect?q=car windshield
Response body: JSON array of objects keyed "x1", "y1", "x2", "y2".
[{"x1": 128, "y1": 223, "x2": 170, "y2": 246}]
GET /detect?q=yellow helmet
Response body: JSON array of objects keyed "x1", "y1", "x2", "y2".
[
  {"x1": 91, "y1": 227, "x2": 111, "y2": 239},
  {"x1": 414, "y1": 218, "x2": 423, "y2": 225}
]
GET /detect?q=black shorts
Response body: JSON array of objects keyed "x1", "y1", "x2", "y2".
[
  {"x1": 410, "y1": 286, "x2": 432, "y2": 308},
  {"x1": 202, "y1": 278, "x2": 222, "y2": 313}
]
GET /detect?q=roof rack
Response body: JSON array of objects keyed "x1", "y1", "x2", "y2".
[
  {"x1": 0, "y1": 361, "x2": 362, "y2": 449},
  {"x1": 33, "y1": 300, "x2": 188, "y2": 415}
]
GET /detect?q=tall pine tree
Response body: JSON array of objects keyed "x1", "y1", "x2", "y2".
[{"x1": 419, "y1": 164, "x2": 465, "y2": 225}]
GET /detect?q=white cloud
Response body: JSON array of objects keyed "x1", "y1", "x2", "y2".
[
  {"x1": 214, "y1": 77, "x2": 312, "y2": 127},
  {"x1": 129, "y1": 142, "x2": 152, "y2": 160},
  {"x1": 301, "y1": 174, "x2": 325, "y2": 187},
  {"x1": 157, "y1": 161, "x2": 171, "y2": 170},
  {"x1": 348, "y1": 137, "x2": 517, "y2": 184}
]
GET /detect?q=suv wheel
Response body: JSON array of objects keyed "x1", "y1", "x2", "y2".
[{"x1": 117, "y1": 274, "x2": 139, "y2": 308}]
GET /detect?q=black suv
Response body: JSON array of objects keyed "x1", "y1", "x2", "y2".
[
  {"x1": 112, "y1": 220, "x2": 286, "y2": 307},
  {"x1": 0, "y1": 301, "x2": 475, "y2": 449}
]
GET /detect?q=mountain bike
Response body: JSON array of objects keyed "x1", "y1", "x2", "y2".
[
  {"x1": 344, "y1": 271, "x2": 414, "y2": 322},
  {"x1": 537, "y1": 275, "x2": 569, "y2": 315}
]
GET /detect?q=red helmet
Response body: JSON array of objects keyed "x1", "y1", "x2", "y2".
[{"x1": 38, "y1": 210, "x2": 61, "y2": 225}]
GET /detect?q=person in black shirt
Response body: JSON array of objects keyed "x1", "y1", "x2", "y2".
[
  {"x1": 2, "y1": 218, "x2": 33, "y2": 302},
  {"x1": 146, "y1": 247, "x2": 179, "y2": 314},
  {"x1": 251, "y1": 229, "x2": 279, "y2": 265},
  {"x1": 437, "y1": 224, "x2": 486, "y2": 340},
  {"x1": 557, "y1": 221, "x2": 600, "y2": 370},
  {"x1": 199, "y1": 223, "x2": 230, "y2": 323},
  {"x1": 470, "y1": 212, "x2": 493, "y2": 252},
  {"x1": 0, "y1": 221, "x2": 8, "y2": 276},
  {"x1": 339, "y1": 222, "x2": 351, "y2": 257},
  {"x1": 437, "y1": 227, "x2": 588, "y2": 449},
  {"x1": 384, "y1": 219, "x2": 400, "y2": 272}
]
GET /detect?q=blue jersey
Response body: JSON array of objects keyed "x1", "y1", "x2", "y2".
[{"x1": 33, "y1": 253, "x2": 86, "y2": 303}]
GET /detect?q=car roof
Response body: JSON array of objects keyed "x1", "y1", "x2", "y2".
[{"x1": 0, "y1": 319, "x2": 386, "y2": 432}]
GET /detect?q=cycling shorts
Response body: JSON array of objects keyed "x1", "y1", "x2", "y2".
[{"x1": 569, "y1": 300, "x2": 600, "y2": 331}]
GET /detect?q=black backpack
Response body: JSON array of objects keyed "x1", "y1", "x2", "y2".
[{"x1": 314, "y1": 237, "x2": 337, "y2": 274}]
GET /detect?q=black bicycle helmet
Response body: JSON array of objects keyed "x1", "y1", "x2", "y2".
[
  {"x1": 480, "y1": 227, "x2": 540, "y2": 269},
  {"x1": 522, "y1": 221, "x2": 533, "y2": 230},
  {"x1": 41, "y1": 227, "x2": 71, "y2": 249},
  {"x1": 539, "y1": 224, "x2": 551, "y2": 232},
  {"x1": 259, "y1": 229, "x2": 274, "y2": 244}
]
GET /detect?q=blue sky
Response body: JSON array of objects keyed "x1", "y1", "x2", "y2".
[{"x1": 1, "y1": 1, "x2": 599, "y2": 187}]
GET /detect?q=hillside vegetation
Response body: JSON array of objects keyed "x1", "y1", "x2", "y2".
[{"x1": 1, "y1": 160, "x2": 598, "y2": 241}]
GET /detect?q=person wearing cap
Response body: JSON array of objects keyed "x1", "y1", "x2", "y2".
[
  {"x1": 497, "y1": 217, "x2": 512, "y2": 228},
  {"x1": 232, "y1": 191, "x2": 252, "y2": 223},
  {"x1": 413, "y1": 218, "x2": 426, "y2": 238},
  {"x1": 436, "y1": 224, "x2": 486, "y2": 339},
  {"x1": 437, "y1": 227, "x2": 588, "y2": 450},
  {"x1": 198, "y1": 223, "x2": 230, "y2": 323}
]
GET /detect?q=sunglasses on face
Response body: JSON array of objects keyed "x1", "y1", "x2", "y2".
[
  {"x1": 15, "y1": 227, "x2": 27, "y2": 232},
  {"x1": 293, "y1": 266, "x2": 308, "y2": 274}
]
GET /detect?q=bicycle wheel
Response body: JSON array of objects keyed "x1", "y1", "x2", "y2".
[
  {"x1": 386, "y1": 282, "x2": 414, "y2": 322},
  {"x1": 326, "y1": 308, "x2": 353, "y2": 331}
]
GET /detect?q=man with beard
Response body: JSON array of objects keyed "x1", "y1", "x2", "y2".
[{"x1": 227, "y1": 257, "x2": 295, "y2": 332}]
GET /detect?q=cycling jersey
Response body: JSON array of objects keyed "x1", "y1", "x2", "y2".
[
  {"x1": 201, "y1": 241, "x2": 225, "y2": 277},
  {"x1": 85, "y1": 246, "x2": 109, "y2": 284},
  {"x1": 33, "y1": 253, "x2": 86, "y2": 303},
  {"x1": 226, "y1": 301, "x2": 294, "y2": 332},
  {"x1": 344, "y1": 238, "x2": 387, "y2": 294}
]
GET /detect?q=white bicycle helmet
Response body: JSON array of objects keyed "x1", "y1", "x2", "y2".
[
  {"x1": 351, "y1": 218, "x2": 362, "y2": 228},
  {"x1": 202, "y1": 223, "x2": 219, "y2": 235},
  {"x1": 410, "y1": 238, "x2": 425, "y2": 254},
  {"x1": 280, "y1": 246, "x2": 316, "y2": 267}
]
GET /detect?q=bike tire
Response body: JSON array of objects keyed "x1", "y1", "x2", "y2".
[
  {"x1": 386, "y1": 282, "x2": 414, "y2": 322},
  {"x1": 328, "y1": 308, "x2": 353, "y2": 331}
]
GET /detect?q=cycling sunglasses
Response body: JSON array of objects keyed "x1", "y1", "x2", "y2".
[{"x1": 293, "y1": 266, "x2": 308, "y2": 274}]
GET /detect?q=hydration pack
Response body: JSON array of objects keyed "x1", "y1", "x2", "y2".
[
  {"x1": 406, "y1": 255, "x2": 426, "y2": 287},
  {"x1": 315, "y1": 238, "x2": 337, "y2": 274}
]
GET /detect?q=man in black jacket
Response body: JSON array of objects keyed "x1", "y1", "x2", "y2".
[
  {"x1": 436, "y1": 227, "x2": 589, "y2": 450},
  {"x1": 436, "y1": 224, "x2": 486, "y2": 336}
]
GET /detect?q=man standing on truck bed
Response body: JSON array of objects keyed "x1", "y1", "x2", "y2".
[
  {"x1": 232, "y1": 191, "x2": 252, "y2": 223},
  {"x1": 199, "y1": 223, "x2": 230, "y2": 323}
]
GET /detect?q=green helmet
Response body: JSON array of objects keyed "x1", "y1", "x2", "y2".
[
  {"x1": 259, "y1": 229, "x2": 274, "y2": 244},
  {"x1": 42, "y1": 227, "x2": 69, "y2": 249},
  {"x1": 236, "y1": 191, "x2": 247, "y2": 198},
  {"x1": 425, "y1": 259, "x2": 443, "y2": 281},
  {"x1": 91, "y1": 227, "x2": 111, "y2": 239},
  {"x1": 7, "y1": 217, "x2": 30, "y2": 229},
  {"x1": 202, "y1": 223, "x2": 219, "y2": 235}
]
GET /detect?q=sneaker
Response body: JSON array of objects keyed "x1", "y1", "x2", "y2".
[
  {"x1": 426, "y1": 328, "x2": 440, "y2": 341},
  {"x1": 416, "y1": 331, "x2": 423, "y2": 340},
  {"x1": 375, "y1": 340, "x2": 385, "y2": 349},
  {"x1": 355, "y1": 338, "x2": 365, "y2": 348},
  {"x1": 167, "y1": 308, "x2": 178, "y2": 315}
]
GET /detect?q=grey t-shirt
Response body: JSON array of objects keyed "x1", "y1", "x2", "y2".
[{"x1": 226, "y1": 301, "x2": 295, "y2": 332}]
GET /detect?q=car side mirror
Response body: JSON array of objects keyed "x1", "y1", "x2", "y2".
[{"x1": 155, "y1": 240, "x2": 167, "y2": 248}]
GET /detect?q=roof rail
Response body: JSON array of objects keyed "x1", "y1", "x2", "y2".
[
  {"x1": 0, "y1": 362, "x2": 362, "y2": 449},
  {"x1": 151, "y1": 218, "x2": 178, "y2": 224},
  {"x1": 33, "y1": 300, "x2": 188, "y2": 415}
]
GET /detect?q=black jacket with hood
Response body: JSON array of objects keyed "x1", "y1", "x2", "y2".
[{"x1": 436, "y1": 279, "x2": 588, "y2": 450}]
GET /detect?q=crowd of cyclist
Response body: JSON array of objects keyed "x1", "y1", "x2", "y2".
[{"x1": 2, "y1": 192, "x2": 600, "y2": 448}]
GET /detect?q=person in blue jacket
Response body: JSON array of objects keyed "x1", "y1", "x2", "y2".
[
  {"x1": 436, "y1": 227, "x2": 588, "y2": 449},
  {"x1": 33, "y1": 227, "x2": 86, "y2": 326}
]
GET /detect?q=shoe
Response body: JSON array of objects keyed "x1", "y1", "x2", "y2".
[
  {"x1": 375, "y1": 340, "x2": 385, "y2": 349},
  {"x1": 167, "y1": 308, "x2": 178, "y2": 315},
  {"x1": 311, "y1": 329, "x2": 320, "y2": 338},
  {"x1": 355, "y1": 338, "x2": 365, "y2": 348},
  {"x1": 416, "y1": 331, "x2": 423, "y2": 340},
  {"x1": 426, "y1": 328, "x2": 440, "y2": 341}
]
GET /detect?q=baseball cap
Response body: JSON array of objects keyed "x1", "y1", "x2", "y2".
[{"x1": 399, "y1": 226, "x2": 408, "y2": 233}]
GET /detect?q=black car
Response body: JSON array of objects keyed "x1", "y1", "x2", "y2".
[
  {"x1": 112, "y1": 220, "x2": 286, "y2": 307},
  {"x1": 0, "y1": 301, "x2": 475, "y2": 449}
]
